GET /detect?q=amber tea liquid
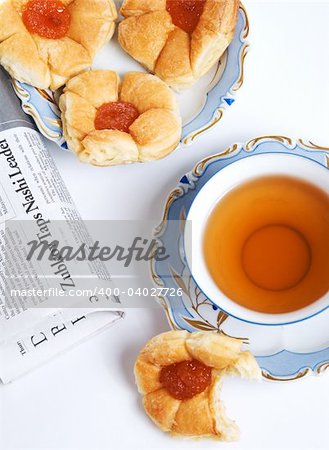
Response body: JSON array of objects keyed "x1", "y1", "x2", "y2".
[{"x1": 204, "y1": 176, "x2": 329, "y2": 314}]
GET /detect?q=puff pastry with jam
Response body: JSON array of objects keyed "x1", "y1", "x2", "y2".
[
  {"x1": 135, "y1": 331, "x2": 261, "y2": 440},
  {"x1": 59, "y1": 70, "x2": 182, "y2": 166},
  {"x1": 118, "y1": 0, "x2": 239, "y2": 89},
  {"x1": 0, "y1": 0, "x2": 117, "y2": 90}
]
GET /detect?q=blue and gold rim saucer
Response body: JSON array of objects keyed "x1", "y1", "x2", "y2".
[{"x1": 151, "y1": 136, "x2": 329, "y2": 381}]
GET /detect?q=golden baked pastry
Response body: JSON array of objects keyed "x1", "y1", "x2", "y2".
[
  {"x1": 118, "y1": 0, "x2": 239, "y2": 89},
  {"x1": 59, "y1": 70, "x2": 182, "y2": 166},
  {"x1": 0, "y1": 0, "x2": 117, "y2": 90},
  {"x1": 135, "y1": 331, "x2": 261, "y2": 440}
]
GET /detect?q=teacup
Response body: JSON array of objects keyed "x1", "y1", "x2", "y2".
[{"x1": 184, "y1": 153, "x2": 329, "y2": 325}]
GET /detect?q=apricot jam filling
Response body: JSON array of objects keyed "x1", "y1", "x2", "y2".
[
  {"x1": 94, "y1": 102, "x2": 140, "y2": 133},
  {"x1": 22, "y1": 0, "x2": 71, "y2": 39},
  {"x1": 159, "y1": 359, "x2": 212, "y2": 400},
  {"x1": 166, "y1": 0, "x2": 206, "y2": 34}
]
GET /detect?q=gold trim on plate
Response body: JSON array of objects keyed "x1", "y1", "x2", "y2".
[
  {"x1": 183, "y1": 4, "x2": 250, "y2": 145},
  {"x1": 232, "y1": 43, "x2": 249, "y2": 92},
  {"x1": 317, "y1": 362, "x2": 329, "y2": 374},
  {"x1": 239, "y1": 2, "x2": 250, "y2": 40},
  {"x1": 246, "y1": 135, "x2": 293, "y2": 151},
  {"x1": 22, "y1": 104, "x2": 62, "y2": 139},
  {"x1": 36, "y1": 88, "x2": 57, "y2": 105},
  {"x1": 193, "y1": 143, "x2": 240, "y2": 176},
  {"x1": 183, "y1": 109, "x2": 224, "y2": 145},
  {"x1": 11, "y1": 79, "x2": 29, "y2": 99},
  {"x1": 262, "y1": 368, "x2": 312, "y2": 382}
]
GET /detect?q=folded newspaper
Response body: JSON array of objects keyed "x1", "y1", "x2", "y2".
[{"x1": 0, "y1": 68, "x2": 124, "y2": 384}]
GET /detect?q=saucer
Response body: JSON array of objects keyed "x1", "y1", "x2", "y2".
[
  {"x1": 12, "y1": 2, "x2": 249, "y2": 151},
  {"x1": 151, "y1": 136, "x2": 329, "y2": 381}
]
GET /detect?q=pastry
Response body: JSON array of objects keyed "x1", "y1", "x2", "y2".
[
  {"x1": 59, "y1": 70, "x2": 182, "y2": 166},
  {"x1": 0, "y1": 0, "x2": 117, "y2": 90},
  {"x1": 118, "y1": 0, "x2": 239, "y2": 89},
  {"x1": 134, "y1": 330, "x2": 261, "y2": 440}
]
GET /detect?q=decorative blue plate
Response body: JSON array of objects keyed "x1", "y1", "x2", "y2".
[
  {"x1": 151, "y1": 136, "x2": 329, "y2": 381},
  {"x1": 12, "y1": 3, "x2": 249, "y2": 151}
]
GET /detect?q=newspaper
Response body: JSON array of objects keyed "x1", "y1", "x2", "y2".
[{"x1": 0, "y1": 68, "x2": 124, "y2": 384}]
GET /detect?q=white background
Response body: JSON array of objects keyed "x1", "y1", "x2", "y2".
[{"x1": 1, "y1": 1, "x2": 329, "y2": 448}]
